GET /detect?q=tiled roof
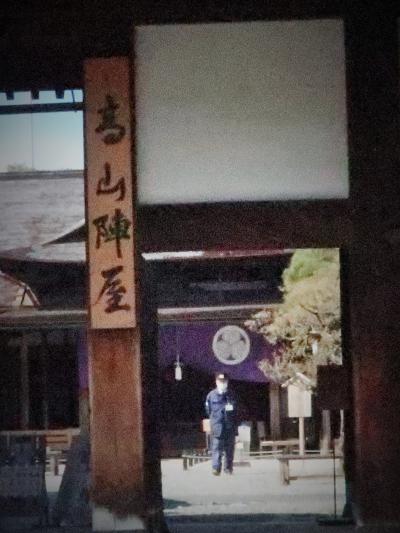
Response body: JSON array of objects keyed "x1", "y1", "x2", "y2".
[
  {"x1": 0, "y1": 170, "x2": 84, "y2": 252},
  {"x1": 0, "y1": 170, "x2": 85, "y2": 307}
]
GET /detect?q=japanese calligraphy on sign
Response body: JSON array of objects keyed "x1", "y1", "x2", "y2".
[
  {"x1": 84, "y1": 57, "x2": 136, "y2": 328},
  {"x1": 96, "y1": 162, "x2": 126, "y2": 200},
  {"x1": 96, "y1": 266, "x2": 131, "y2": 314},
  {"x1": 93, "y1": 206, "x2": 131, "y2": 258},
  {"x1": 95, "y1": 95, "x2": 126, "y2": 145}
]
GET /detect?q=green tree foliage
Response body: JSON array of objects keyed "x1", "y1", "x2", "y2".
[{"x1": 245, "y1": 249, "x2": 342, "y2": 388}]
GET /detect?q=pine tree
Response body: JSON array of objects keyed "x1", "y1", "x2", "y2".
[{"x1": 245, "y1": 249, "x2": 342, "y2": 388}]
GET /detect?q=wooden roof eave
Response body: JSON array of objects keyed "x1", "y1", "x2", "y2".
[
  {"x1": 0, "y1": 244, "x2": 86, "y2": 266},
  {"x1": 0, "y1": 308, "x2": 87, "y2": 330}
]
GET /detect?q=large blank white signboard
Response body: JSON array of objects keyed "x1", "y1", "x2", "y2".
[{"x1": 135, "y1": 20, "x2": 348, "y2": 204}]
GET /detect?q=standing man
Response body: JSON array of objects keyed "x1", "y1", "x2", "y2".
[{"x1": 205, "y1": 373, "x2": 238, "y2": 475}]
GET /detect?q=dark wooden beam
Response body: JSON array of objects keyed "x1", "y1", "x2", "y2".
[
  {"x1": 131, "y1": 0, "x2": 343, "y2": 25},
  {"x1": 138, "y1": 200, "x2": 351, "y2": 253},
  {"x1": 2, "y1": 1, "x2": 400, "y2": 94},
  {"x1": 0, "y1": 0, "x2": 345, "y2": 92},
  {"x1": 0, "y1": 102, "x2": 83, "y2": 115}
]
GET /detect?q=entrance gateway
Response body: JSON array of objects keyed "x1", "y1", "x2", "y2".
[
  {"x1": 0, "y1": 3, "x2": 399, "y2": 530},
  {"x1": 83, "y1": 25, "x2": 399, "y2": 530},
  {"x1": 83, "y1": 39, "x2": 350, "y2": 529}
]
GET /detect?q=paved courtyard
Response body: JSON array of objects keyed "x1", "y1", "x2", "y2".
[
  {"x1": 162, "y1": 456, "x2": 346, "y2": 516},
  {"x1": 46, "y1": 455, "x2": 346, "y2": 518},
  {"x1": 2, "y1": 455, "x2": 351, "y2": 532}
]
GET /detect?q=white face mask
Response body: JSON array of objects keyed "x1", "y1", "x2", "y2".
[{"x1": 216, "y1": 382, "x2": 228, "y2": 393}]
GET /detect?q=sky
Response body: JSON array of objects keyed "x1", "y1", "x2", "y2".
[{"x1": 0, "y1": 90, "x2": 84, "y2": 172}]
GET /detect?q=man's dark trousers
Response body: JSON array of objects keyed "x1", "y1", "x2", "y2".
[
  {"x1": 205, "y1": 387, "x2": 238, "y2": 473},
  {"x1": 212, "y1": 431, "x2": 235, "y2": 472}
]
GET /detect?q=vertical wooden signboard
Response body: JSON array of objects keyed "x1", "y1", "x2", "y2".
[
  {"x1": 84, "y1": 58, "x2": 145, "y2": 531},
  {"x1": 85, "y1": 57, "x2": 136, "y2": 329}
]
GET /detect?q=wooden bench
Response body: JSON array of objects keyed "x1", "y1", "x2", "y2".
[
  {"x1": 45, "y1": 429, "x2": 76, "y2": 451},
  {"x1": 259, "y1": 439, "x2": 299, "y2": 453},
  {"x1": 0, "y1": 429, "x2": 80, "y2": 476},
  {"x1": 45, "y1": 429, "x2": 80, "y2": 475},
  {"x1": 182, "y1": 450, "x2": 211, "y2": 470},
  {"x1": 276, "y1": 452, "x2": 343, "y2": 485}
]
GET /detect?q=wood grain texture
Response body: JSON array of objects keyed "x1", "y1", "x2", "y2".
[
  {"x1": 344, "y1": 6, "x2": 400, "y2": 524},
  {"x1": 89, "y1": 328, "x2": 144, "y2": 516},
  {"x1": 84, "y1": 57, "x2": 136, "y2": 329},
  {"x1": 138, "y1": 200, "x2": 351, "y2": 253}
]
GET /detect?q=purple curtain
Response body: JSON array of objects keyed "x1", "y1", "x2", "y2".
[{"x1": 158, "y1": 322, "x2": 273, "y2": 383}]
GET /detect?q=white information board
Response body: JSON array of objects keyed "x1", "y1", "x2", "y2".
[{"x1": 288, "y1": 384, "x2": 312, "y2": 418}]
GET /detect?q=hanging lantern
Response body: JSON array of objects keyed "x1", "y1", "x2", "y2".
[
  {"x1": 174, "y1": 327, "x2": 183, "y2": 381},
  {"x1": 174, "y1": 361, "x2": 182, "y2": 381}
]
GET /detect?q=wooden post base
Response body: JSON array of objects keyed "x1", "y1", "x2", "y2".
[{"x1": 92, "y1": 507, "x2": 146, "y2": 532}]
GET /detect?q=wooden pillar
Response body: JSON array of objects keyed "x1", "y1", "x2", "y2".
[
  {"x1": 84, "y1": 57, "x2": 146, "y2": 531},
  {"x1": 40, "y1": 332, "x2": 50, "y2": 429},
  {"x1": 89, "y1": 330, "x2": 144, "y2": 530},
  {"x1": 77, "y1": 330, "x2": 90, "y2": 436},
  {"x1": 319, "y1": 410, "x2": 331, "y2": 455},
  {"x1": 140, "y1": 261, "x2": 170, "y2": 533},
  {"x1": 345, "y1": 4, "x2": 400, "y2": 527},
  {"x1": 20, "y1": 332, "x2": 30, "y2": 430},
  {"x1": 298, "y1": 417, "x2": 305, "y2": 456},
  {"x1": 269, "y1": 382, "x2": 281, "y2": 440}
]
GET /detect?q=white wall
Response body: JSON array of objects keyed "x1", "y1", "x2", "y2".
[{"x1": 134, "y1": 20, "x2": 348, "y2": 204}]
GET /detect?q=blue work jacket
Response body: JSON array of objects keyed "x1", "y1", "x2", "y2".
[{"x1": 205, "y1": 388, "x2": 238, "y2": 438}]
